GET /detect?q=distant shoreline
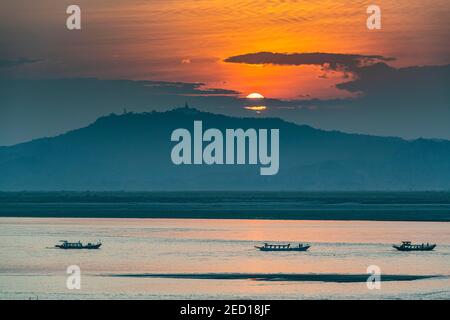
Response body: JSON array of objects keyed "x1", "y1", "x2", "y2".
[
  {"x1": 1, "y1": 191, "x2": 449, "y2": 221},
  {"x1": 1, "y1": 212, "x2": 449, "y2": 222}
]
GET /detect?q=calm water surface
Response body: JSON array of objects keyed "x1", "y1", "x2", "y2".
[{"x1": 0, "y1": 218, "x2": 449, "y2": 299}]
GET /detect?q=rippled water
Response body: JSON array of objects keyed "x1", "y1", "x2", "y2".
[{"x1": 0, "y1": 218, "x2": 449, "y2": 299}]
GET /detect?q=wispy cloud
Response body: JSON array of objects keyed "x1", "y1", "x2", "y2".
[{"x1": 0, "y1": 57, "x2": 40, "y2": 68}]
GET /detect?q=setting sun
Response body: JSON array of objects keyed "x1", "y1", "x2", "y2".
[{"x1": 246, "y1": 92, "x2": 265, "y2": 99}]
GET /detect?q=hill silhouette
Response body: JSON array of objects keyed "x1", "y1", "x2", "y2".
[{"x1": 0, "y1": 107, "x2": 449, "y2": 191}]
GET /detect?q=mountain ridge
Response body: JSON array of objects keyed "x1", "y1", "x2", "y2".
[{"x1": 1, "y1": 107, "x2": 449, "y2": 191}]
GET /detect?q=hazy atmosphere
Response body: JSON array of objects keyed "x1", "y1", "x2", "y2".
[{"x1": 1, "y1": 0, "x2": 450, "y2": 303}]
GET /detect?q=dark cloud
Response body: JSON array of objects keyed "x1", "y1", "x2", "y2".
[
  {"x1": 133, "y1": 80, "x2": 239, "y2": 96},
  {"x1": 273, "y1": 62, "x2": 450, "y2": 140},
  {"x1": 225, "y1": 51, "x2": 449, "y2": 139},
  {"x1": 336, "y1": 62, "x2": 450, "y2": 97},
  {"x1": 0, "y1": 57, "x2": 41, "y2": 69},
  {"x1": 224, "y1": 52, "x2": 394, "y2": 72}
]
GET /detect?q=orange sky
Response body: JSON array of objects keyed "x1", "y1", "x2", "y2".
[{"x1": 1, "y1": 0, "x2": 449, "y2": 99}]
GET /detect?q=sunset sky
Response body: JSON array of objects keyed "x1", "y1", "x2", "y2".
[{"x1": 0, "y1": 0, "x2": 449, "y2": 144}]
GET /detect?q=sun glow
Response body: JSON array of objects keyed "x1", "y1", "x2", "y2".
[
  {"x1": 246, "y1": 92, "x2": 265, "y2": 99},
  {"x1": 244, "y1": 106, "x2": 267, "y2": 111}
]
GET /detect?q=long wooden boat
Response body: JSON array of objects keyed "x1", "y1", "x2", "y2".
[
  {"x1": 393, "y1": 241, "x2": 436, "y2": 251},
  {"x1": 255, "y1": 243, "x2": 310, "y2": 252}
]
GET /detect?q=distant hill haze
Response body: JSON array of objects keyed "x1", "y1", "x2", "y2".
[{"x1": 1, "y1": 107, "x2": 449, "y2": 191}]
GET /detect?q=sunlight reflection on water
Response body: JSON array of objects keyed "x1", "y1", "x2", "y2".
[{"x1": 0, "y1": 218, "x2": 449, "y2": 299}]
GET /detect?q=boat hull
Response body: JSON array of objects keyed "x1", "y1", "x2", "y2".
[{"x1": 55, "y1": 244, "x2": 102, "y2": 249}]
